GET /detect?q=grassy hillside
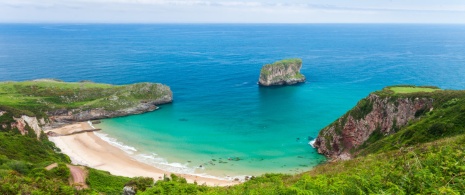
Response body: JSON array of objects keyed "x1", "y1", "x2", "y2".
[
  {"x1": 1, "y1": 84, "x2": 464, "y2": 194},
  {"x1": 0, "y1": 79, "x2": 172, "y2": 121},
  {"x1": 0, "y1": 130, "x2": 74, "y2": 194}
]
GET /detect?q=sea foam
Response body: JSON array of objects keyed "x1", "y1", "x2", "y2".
[
  {"x1": 93, "y1": 131, "x2": 138, "y2": 154},
  {"x1": 309, "y1": 139, "x2": 316, "y2": 148}
]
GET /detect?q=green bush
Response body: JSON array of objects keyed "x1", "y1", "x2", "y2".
[
  {"x1": 125, "y1": 177, "x2": 155, "y2": 192},
  {"x1": 86, "y1": 168, "x2": 131, "y2": 194}
]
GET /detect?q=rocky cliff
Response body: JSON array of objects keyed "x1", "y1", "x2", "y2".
[
  {"x1": 258, "y1": 58, "x2": 306, "y2": 86},
  {"x1": 314, "y1": 92, "x2": 434, "y2": 160}
]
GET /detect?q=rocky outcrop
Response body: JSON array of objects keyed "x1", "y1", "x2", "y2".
[
  {"x1": 314, "y1": 94, "x2": 434, "y2": 160},
  {"x1": 2, "y1": 115, "x2": 46, "y2": 138},
  {"x1": 45, "y1": 98, "x2": 172, "y2": 129},
  {"x1": 43, "y1": 83, "x2": 173, "y2": 129},
  {"x1": 258, "y1": 59, "x2": 306, "y2": 86}
]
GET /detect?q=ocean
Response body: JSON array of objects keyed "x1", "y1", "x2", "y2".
[{"x1": 1, "y1": 24, "x2": 465, "y2": 179}]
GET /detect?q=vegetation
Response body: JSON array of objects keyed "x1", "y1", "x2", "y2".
[
  {"x1": 0, "y1": 79, "x2": 171, "y2": 119},
  {"x1": 1, "y1": 84, "x2": 465, "y2": 194},
  {"x1": 0, "y1": 131, "x2": 69, "y2": 164},
  {"x1": 0, "y1": 131, "x2": 75, "y2": 194},
  {"x1": 86, "y1": 168, "x2": 132, "y2": 194}
]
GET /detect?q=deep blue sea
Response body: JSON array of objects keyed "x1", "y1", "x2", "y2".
[{"x1": 1, "y1": 24, "x2": 465, "y2": 178}]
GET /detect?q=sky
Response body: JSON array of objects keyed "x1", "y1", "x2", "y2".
[{"x1": 1, "y1": 0, "x2": 465, "y2": 23}]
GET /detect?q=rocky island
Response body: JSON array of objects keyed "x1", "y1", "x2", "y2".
[{"x1": 258, "y1": 58, "x2": 306, "y2": 86}]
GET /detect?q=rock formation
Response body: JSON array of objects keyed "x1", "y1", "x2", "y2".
[
  {"x1": 45, "y1": 89, "x2": 173, "y2": 128},
  {"x1": 258, "y1": 58, "x2": 306, "y2": 86},
  {"x1": 314, "y1": 93, "x2": 434, "y2": 160},
  {"x1": 0, "y1": 81, "x2": 173, "y2": 137}
]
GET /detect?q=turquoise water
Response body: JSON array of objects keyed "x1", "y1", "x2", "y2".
[{"x1": 1, "y1": 24, "x2": 465, "y2": 178}]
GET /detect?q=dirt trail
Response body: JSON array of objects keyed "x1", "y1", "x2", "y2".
[
  {"x1": 45, "y1": 163, "x2": 89, "y2": 189},
  {"x1": 45, "y1": 163, "x2": 58, "y2": 170},
  {"x1": 67, "y1": 165, "x2": 88, "y2": 189}
]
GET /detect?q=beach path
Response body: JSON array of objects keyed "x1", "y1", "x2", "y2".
[
  {"x1": 45, "y1": 163, "x2": 88, "y2": 189},
  {"x1": 67, "y1": 164, "x2": 88, "y2": 189}
]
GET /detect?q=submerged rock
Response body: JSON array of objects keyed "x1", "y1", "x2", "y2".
[{"x1": 258, "y1": 58, "x2": 306, "y2": 86}]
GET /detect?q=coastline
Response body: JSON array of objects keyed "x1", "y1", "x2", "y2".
[{"x1": 46, "y1": 122, "x2": 239, "y2": 187}]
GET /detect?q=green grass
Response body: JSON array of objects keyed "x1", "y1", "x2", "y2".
[
  {"x1": 86, "y1": 168, "x2": 132, "y2": 194},
  {"x1": 389, "y1": 86, "x2": 440, "y2": 94}
]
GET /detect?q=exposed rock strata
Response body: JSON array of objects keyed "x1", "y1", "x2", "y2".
[
  {"x1": 45, "y1": 96, "x2": 172, "y2": 129},
  {"x1": 258, "y1": 59, "x2": 306, "y2": 86},
  {"x1": 314, "y1": 94, "x2": 433, "y2": 160}
]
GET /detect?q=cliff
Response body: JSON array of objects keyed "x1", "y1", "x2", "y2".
[
  {"x1": 314, "y1": 86, "x2": 442, "y2": 160},
  {"x1": 258, "y1": 58, "x2": 306, "y2": 86},
  {"x1": 0, "y1": 80, "x2": 173, "y2": 136}
]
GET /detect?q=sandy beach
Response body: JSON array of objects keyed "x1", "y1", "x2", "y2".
[{"x1": 46, "y1": 122, "x2": 238, "y2": 186}]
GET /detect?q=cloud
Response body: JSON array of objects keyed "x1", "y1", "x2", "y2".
[
  {"x1": 1, "y1": 0, "x2": 465, "y2": 23},
  {"x1": 2, "y1": 0, "x2": 465, "y2": 12}
]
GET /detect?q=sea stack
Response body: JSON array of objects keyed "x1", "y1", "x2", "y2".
[{"x1": 258, "y1": 58, "x2": 306, "y2": 86}]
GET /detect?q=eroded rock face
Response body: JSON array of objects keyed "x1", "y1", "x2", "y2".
[
  {"x1": 258, "y1": 59, "x2": 306, "y2": 86},
  {"x1": 45, "y1": 98, "x2": 173, "y2": 129},
  {"x1": 314, "y1": 94, "x2": 434, "y2": 160},
  {"x1": 11, "y1": 115, "x2": 46, "y2": 138}
]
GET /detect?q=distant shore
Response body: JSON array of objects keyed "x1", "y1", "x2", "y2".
[{"x1": 46, "y1": 122, "x2": 238, "y2": 187}]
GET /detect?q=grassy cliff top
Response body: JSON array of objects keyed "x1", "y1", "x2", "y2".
[
  {"x1": 373, "y1": 85, "x2": 441, "y2": 97},
  {"x1": 0, "y1": 79, "x2": 172, "y2": 119},
  {"x1": 389, "y1": 86, "x2": 440, "y2": 94},
  {"x1": 261, "y1": 58, "x2": 302, "y2": 70}
]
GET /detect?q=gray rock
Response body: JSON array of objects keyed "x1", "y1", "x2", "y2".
[{"x1": 123, "y1": 186, "x2": 136, "y2": 195}]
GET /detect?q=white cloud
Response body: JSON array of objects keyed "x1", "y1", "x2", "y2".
[{"x1": 1, "y1": 0, "x2": 465, "y2": 23}]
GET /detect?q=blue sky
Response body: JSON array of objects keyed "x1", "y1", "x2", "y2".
[{"x1": 1, "y1": 0, "x2": 465, "y2": 23}]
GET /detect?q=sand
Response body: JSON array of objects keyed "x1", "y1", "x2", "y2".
[{"x1": 46, "y1": 122, "x2": 238, "y2": 186}]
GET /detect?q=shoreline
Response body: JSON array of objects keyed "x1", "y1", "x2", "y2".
[{"x1": 46, "y1": 122, "x2": 239, "y2": 186}]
